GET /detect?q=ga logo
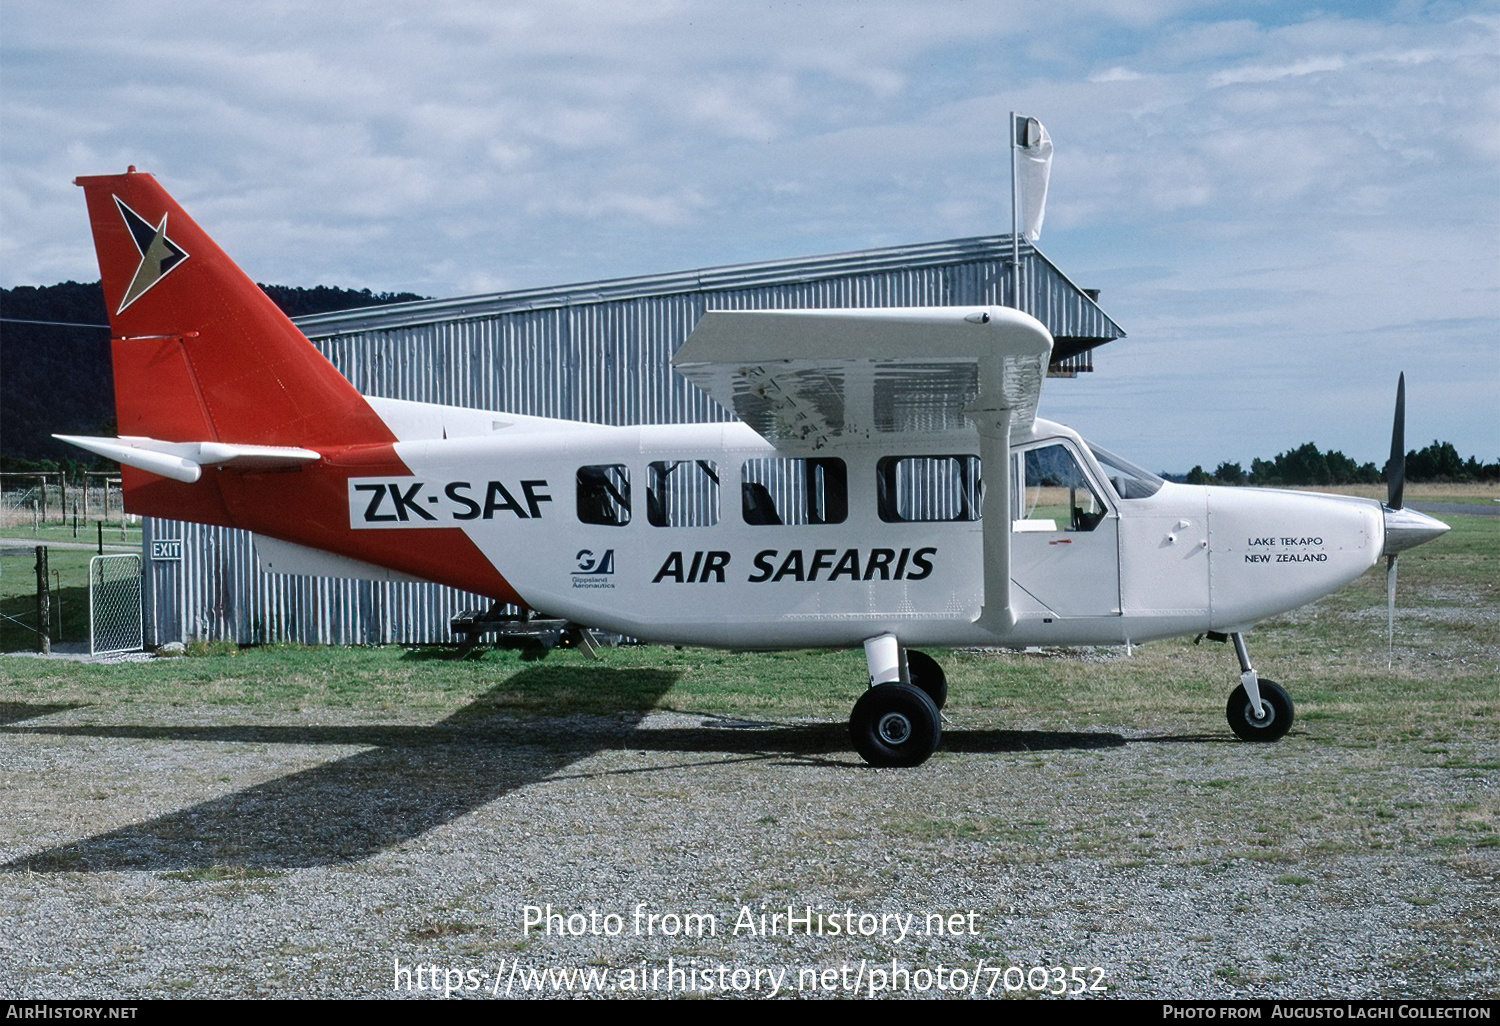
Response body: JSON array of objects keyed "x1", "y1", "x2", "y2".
[
  {"x1": 572, "y1": 549, "x2": 616, "y2": 589},
  {"x1": 575, "y1": 549, "x2": 615, "y2": 574}
]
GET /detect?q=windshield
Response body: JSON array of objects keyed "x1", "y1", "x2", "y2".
[{"x1": 1087, "y1": 444, "x2": 1165, "y2": 500}]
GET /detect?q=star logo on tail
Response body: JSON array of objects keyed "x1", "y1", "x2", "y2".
[{"x1": 114, "y1": 196, "x2": 189, "y2": 313}]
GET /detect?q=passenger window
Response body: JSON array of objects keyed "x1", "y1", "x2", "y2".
[
  {"x1": 741, "y1": 457, "x2": 848, "y2": 526},
  {"x1": 576, "y1": 465, "x2": 630, "y2": 526},
  {"x1": 1015, "y1": 443, "x2": 1107, "y2": 532},
  {"x1": 876, "y1": 455, "x2": 981, "y2": 523},
  {"x1": 647, "y1": 460, "x2": 720, "y2": 527}
]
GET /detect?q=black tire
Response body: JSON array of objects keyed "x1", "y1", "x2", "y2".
[
  {"x1": 1226, "y1": 679, "x2": 1294, "y2": 742},
  {"x1": 850, "y1": 682, "x2": 941, "y2": 767},
  {"x1": 905, "y1": 649, "x2": 947, "y2": 710}
]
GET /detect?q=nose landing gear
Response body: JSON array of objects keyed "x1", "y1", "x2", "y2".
[
  {"x1": 1223, "y1": 631, "x2": 1294, "y2": 742},
  {"x1": 1226, "y1": 678, "x2": 1294, "y2": 741}
]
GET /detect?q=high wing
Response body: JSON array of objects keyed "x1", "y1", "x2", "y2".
[
  {"x1": 674, "y1": 305, "x2": 1054, "y2": 633},
  {"x1": 672, "y1": 306, "x2": 1053, "y2": 451}
]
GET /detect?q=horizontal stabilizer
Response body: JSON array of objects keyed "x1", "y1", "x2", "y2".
[{"x1": 54, "y1": 434, "x2": 321, "y2": 484}]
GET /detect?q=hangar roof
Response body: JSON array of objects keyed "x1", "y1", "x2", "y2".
[{"x1": 295, "y1": 234, "x2": 1124, "y2": 374}]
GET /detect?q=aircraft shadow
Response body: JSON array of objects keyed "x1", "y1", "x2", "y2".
[
  {"x1": 0, "y1": 702, "x2": 83, "y2": 725},
  {"x1": 621, "y1": 719, "x2": 1129, "y2": 759},
  {"x1": 2, "y1": 666, "x2": 678, "y2": 874},
  {"x1": 3, "y1": 677, "x2": 1154, "y2": 873}
]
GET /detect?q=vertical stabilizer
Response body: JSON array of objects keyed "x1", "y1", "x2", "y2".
[
  {"x1": 64, "y1": 170, "x2": 519, "y2": 602},
  {"x1": 75, "y1": 169, "x2": 395, "y2": 449}
]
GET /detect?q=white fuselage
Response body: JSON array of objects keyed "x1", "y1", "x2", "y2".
[{"x1": 321, "y1": 400, "x2": 1387, "y2": 649}]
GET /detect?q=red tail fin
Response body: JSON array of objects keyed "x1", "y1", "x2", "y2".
[{"x1": 75, "y1": 169, "x2": 394, "y2": 449}]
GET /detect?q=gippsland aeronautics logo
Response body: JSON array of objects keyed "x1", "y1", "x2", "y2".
[
  {"x1": 572, "y1": 549, "x2": 616, "y2": 589},
  {"x1": 114, "y1": 196, "x2": 189, "y2": 313}
]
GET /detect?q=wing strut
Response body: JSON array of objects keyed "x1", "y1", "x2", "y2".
[{"x1": 972, "y1": 361, "x2": 1016, "y2": 634}]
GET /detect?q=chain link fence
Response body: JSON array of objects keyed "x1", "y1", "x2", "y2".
[
  {"x1": 89, "y1": 553, "x2": 143, "y2": 655},
  {"x1": 0, "y1": 476, "x2": 125, "y2": 529}
]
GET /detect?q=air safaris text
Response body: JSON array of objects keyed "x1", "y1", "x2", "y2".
[{"x1": 652, "y1": 547, "x2": 937, "y2": 584}]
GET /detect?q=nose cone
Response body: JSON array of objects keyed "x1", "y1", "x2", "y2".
[{"x1": 1383, "y1": 506, "x2": 1450, "y2": 556}]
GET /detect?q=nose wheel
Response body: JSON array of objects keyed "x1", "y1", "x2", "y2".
[
  {"x1": 1222, "y1": 631, "x2": 1295, "y2": 742},
  {"x1": 1226, "y1": 679, "x2": 1293, "y2": 741}
]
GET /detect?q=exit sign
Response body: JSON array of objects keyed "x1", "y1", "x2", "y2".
[{"x1": 150, "y1": 539, "x2": 182, "y2": 561}]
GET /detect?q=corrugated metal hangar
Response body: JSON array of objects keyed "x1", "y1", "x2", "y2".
[{"x1": 140, "y1": 233, "x2": 1126, "y2": 646}]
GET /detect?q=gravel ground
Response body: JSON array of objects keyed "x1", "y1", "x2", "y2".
[{"x1": 1, "y1": 699, "x2": 1495, "y2": 1000}]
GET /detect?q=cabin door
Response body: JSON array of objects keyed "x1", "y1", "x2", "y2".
[{"x1": 1008, "y1": 441, "x2": 1121, "y2": 617}]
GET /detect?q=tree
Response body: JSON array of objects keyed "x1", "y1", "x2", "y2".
[
  {"x1": 1406, "y1": 441, "x2": 1466, "y2": 481},
  {"x1": 1213, "y1": 461, "x2": 1245, "y2": 485},
  {"x1": 1277, "y1": 443, "x2": 1332, "y2": 486},
  {"x1": 2, "y1": 281, "x2": 428, "y2": 464},
  {"x1": 1216, "y1": 440, "x2": 1494, "y2": 486}
]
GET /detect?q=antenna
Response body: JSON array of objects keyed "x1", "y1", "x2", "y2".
[{"x1": 1009, "y1": 111, "x2": 1020, "y2": 307}]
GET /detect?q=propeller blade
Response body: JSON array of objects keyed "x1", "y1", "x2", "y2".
[
  {"x1": 1386, "y1": 372, "x2": 1406, "y2": 510},
  {"x1": 1386, "y1": 553, "x2": 1398, "y2": 669}
]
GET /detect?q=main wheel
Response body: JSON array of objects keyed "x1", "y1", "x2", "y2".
[
  {"x1": 1226, "y1": 679, "x2": 1294, "y2": 742},
  {"x1": 905, "y1": 649, "x2": 948, "y2": 709},
  {"x1": 850, "y1": 682, "x2": 941, "y2": 767}
]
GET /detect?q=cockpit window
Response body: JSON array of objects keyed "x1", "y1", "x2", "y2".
[
  {"x1": 1017, "y1": 443, "x2": 1107, "y2": 532},
  {"x1": 1088, "y1": 444, "x2": 1165, "y2": 499}
]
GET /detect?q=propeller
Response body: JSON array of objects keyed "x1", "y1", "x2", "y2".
[
  {"x1": 1386, "y1": 550, "x2": 1398, "y2": 669},
  {"x1": 1386, "y1": 372, "x2": 1405, "y2": 512},
  {"x1": 1385, "y1": 373, "x2": 1405, "y2": 666},
  {"x1": 1376, "y1": 375, "x2": 1449, "y2": 667}
]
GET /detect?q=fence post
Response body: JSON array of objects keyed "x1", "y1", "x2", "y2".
[{"x1": 35, "y1": 545, "x2": 50, "y2": 655}]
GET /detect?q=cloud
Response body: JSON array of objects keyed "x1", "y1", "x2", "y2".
[
  {"x1": 1090, "y1": 67, "x2": 1145, "y2": 83},
  {"x1": 1, "y1": 0, "x2": 1493, "y2": 467}
]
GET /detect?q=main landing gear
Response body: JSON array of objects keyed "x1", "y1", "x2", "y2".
[
  {"x1": 850, "y1": 634, "x2": 947, "y2": 767},
  {"x1": 1220, "y1": 631, "x2": 1294, "y2": 742},
  {"x1": 852, "y1": 630, "x2": 1295, "y2": 763}
]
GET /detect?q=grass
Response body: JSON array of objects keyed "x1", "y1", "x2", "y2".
[
  {"x1": 0, "y1": 506, "x2": 1493, "y2": 728},
  {"x1": 0, "y1": 520, "x2": 142, "y2": 548},
  {"x1": 160, "y1": 865, "x2": 284, "y2": 883},
  {"x1": 0, "y1": 546, "x2": 94, "y2": 651},
  {"x1": 0, "y1": 484, "x2": 1492, "y2": 738},
  {"x1": 1298, "y1": 482, "x2": 1499, "y2": 504}
]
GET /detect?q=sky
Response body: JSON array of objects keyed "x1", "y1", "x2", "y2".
[{"x1": 1, "y1": 0, "x2": 1495, "y2": 473}]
